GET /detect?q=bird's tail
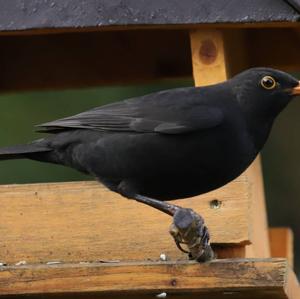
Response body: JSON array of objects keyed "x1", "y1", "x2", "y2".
[{"x1": 0, "y1": 143, "x2": 52, "y2": 161}]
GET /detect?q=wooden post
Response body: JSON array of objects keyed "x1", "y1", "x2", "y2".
[
  {"x1": 269, "y1": 227, "x2": 294, "y2": 267},
  {"x1": 190, "y1": 29, "x2": 270, "y2": 258}
]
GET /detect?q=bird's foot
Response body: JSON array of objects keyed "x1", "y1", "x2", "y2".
[
  {"x1": 169, "y1": 208, "x2": 214, "y2": 262},
  {"x1": 132, "y1": 193, "x2": 214, "y2": 262}
]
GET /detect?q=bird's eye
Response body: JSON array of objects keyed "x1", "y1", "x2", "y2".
[{"x1": 261, "y1": 76, "x2": 276, "y2": 90}]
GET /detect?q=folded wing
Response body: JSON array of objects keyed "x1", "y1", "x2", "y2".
[{"x1": 37, "y1": 88, "x2": 223, "y2": 135}]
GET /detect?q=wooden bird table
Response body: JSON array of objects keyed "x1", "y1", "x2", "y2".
[{"x1": 0, "y1": 1, "x2": 299, "y2": 298}]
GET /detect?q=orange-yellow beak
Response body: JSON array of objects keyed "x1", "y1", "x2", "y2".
[{"x1": 292, "y1": 81, "x2": 300, "y2": 95}]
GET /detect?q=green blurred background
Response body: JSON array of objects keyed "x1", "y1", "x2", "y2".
[{"x1": 0, "y1": 79, "x2": 299, "y2": 277}]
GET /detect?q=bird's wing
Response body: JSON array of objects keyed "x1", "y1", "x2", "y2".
[{"x1": 37, "y1": 88, "x2": 224, "y2": 135}]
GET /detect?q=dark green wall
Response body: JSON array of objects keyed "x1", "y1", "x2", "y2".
[{"x1": 262, "y1": 96, "x2": 300, "y2": 276}]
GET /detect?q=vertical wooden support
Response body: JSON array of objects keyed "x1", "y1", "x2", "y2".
[
  {"x1": 190, "y1": 29, "x2": 270, "y2": 258},
  {"x1": 246, "y1": 156, "x2": 270, "y2": 258},
  {"x1": 269, "y1": 227, "x2": 294, "y2": 267}
]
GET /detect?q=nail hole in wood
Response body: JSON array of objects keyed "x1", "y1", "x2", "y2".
[{"x1": 210, "y1": 199, "x2": 222, "y2": 209}]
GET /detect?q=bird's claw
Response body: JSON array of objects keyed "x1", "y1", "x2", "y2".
[
  {"x1": 200, "y1": 225, "x2": 210, "y2": 247},
  {"x1": 131, "y1": 192, "x2": 214, "y2": 262},
  {"x1": 169, "y1": 208, "x2": 214, "y2": 262},
  {"x1": 173, "y1": 237, "x2": 190, "y2": 254}
]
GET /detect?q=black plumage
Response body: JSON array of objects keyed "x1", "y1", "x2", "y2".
[{"x1": 0, "y1": 67, "x2": 299, "y2": 202}]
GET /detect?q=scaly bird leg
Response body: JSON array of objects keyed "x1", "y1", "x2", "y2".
[
  {"x1": 134, "y1": 194, "x2": 180, "y2": 216},
  {"x1": 133, "y1": 194, "x2": 214, "y2": 262}
]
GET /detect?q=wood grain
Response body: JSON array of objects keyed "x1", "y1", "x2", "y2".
[
  {"x1": 0, "y1": 179, "x2": 250, "y2": 264},
  {"x1": 245, "y1": 157, "x2": 271, "y2": 258},
  {"x1": 270, "y1": 227, "x2": 294, "y2": 268},
  {"x1": 0, "y1": 258, "x2": 298, "y2": 299},
  {"x1": 285, "y1": 264, "x2": 300, "y2": 299},
  {"x1": 189, "y1": 29, "x2": 270, "y2": 258},
  {"x1": 190, "y1": 29, "x2": 227, "y2": 85}
]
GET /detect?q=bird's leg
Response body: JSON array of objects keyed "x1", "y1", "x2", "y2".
[
  {"x1": 117, "y1": 181, "x2": 180, "y2": 216},
  {"x1": 133, "y1": 194, "x2": 214, "y2": 262},
  {"x1": 133, "y1": 194, "x2": 180, "y2": 216},
  {"x1": 117, "y1": 181, "x2": 214, "y2": 262}
]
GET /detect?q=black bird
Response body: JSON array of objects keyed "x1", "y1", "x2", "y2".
[{"x1": 0, "y1": 68, "x2": 299, "y2": 211}]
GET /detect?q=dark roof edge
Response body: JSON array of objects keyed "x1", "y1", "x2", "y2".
[
  {"x1": 285, "y1": 0, "x2": 300, "y2": 13},
  {"x1": 0, "y1": 0, "x2": 299, "y2": 33}
]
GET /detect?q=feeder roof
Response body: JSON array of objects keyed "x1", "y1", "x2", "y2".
[{"x1": 0, "y1": 0, "x2": 300, "y2": 33}]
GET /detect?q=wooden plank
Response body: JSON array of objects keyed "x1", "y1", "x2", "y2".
[
  {"x1": 269, "y1": 227, "x2": 294, "y2": 267},
  {"x1": 0, "y1": 258, "x2": 298, "y2": 299},
  {"x1": 247, "y1": 28, "x2": 300, "y2": 72},
  {"x1": 0, "y1": 30, "x2": 192, "y2": 92},
  {"x1": 0, "y1": 28, "x2": 300, "y2": 92},
  {"x1": 189, "y1": 29, "x2": 270, "y2": 258},
  {"x1": 0, "y1": 179, "x2": 251, "y2": 264}
]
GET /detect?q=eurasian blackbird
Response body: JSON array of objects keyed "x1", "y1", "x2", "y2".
[{"x1": 0, "y1": 68, "x2": 299, "y2": 210}]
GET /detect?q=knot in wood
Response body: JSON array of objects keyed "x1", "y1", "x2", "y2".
[{"x1": 199, "y1": 39, "x2": 217, "y2": 65}]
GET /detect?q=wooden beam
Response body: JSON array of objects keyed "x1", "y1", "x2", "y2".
[
  {"x1": 0, "y1": 179, "x2": 251, "y2": 264},
  {"x1": 246, "y1": 28, "x2": 300, "y2": 72},
  {"x1": 269, "y1": 227, "x2": 294, "y2": 268},
  {"x1": 0, "y1": 258, "x2": 298, "y2": 299},
  {"x1": 189, "y1": 29, "x2": 270, "y2": 258},
  {"x1": 1, "y1": 28, "x2": 300, "y2": 93},
  {"x1": 0, "y1": 30, "x2": 192, "y2": 92}
]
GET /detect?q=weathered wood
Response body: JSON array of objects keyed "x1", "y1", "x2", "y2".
[
  {"x1": 189, "y1": 29, "x2": 270, "y2": 258},
  {"x1": 245, "y1": 157, "x2": 271, "y2": 258},
  {"x1": 0, "y1": 258, "x2": 298, "y2": 299},
  {"x1": 285, "y1": 265, "x2": 300, "y2": 299},
  {"x1": 0, "y1": 179, "x2": 251, "y2": 264},
  {"x1": 270, "y1": 227, "x2": 294, "y2": 267},
  {"x1": 191, "y1": 30, "x2": 226, "y2": 83}
]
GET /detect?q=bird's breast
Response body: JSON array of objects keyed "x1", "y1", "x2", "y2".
[
  {"x1": 137, "y1": 128, "x2": 257, "y2": 199},
  {"x1": 71, "y1": 124, "x2": 257, "y2": 200}
]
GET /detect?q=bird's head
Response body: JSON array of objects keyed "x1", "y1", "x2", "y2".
[{"x1": 229, "y1": 67, "x2": 300, "y2": 121}]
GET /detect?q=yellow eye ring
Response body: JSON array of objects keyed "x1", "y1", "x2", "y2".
[{"x1": 261, "y1": 76, "x2": 276, "y2": 90}]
